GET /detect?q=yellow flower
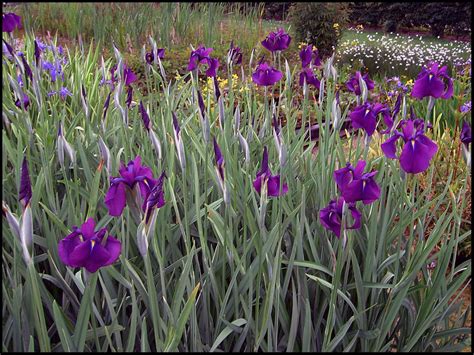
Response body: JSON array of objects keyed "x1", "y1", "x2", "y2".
[
  {"x1": 405, "y1": 79, "x2": 414, "y2": 86},
  {"x1": 298, "y1": 42, "x2": 308, "y2": 49},
  {"x1": 333, "y1": 23, "x2": 339, "y2": 28}
]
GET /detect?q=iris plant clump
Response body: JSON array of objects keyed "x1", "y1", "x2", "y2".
[{"x1": 2, "y1": 18, "x2": 471, "y2": 353}]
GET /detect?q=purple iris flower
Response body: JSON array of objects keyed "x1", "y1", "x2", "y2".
[
  {"x1": 48, "y1": 87, "x2": 72, "y2": 100},
  {"x1": 299, "y1": 45, "x2": 321, "y2": 68},
  {"x1": 19, "y1": 156, "x2": 32, "y2": 208},
  {"x1": 2, "y1": 13, "x2": 22, "y2": 32},
  {"x1": 252, "y1": 62, "x2": 283, "y2": 86},
  {"x1": 300, "y1": 45, "x2": 312, "y2": 68},
  {"x1": 143, "y1": 171, "x2": 166, "y2": 224},
  {"x1": 139, "y1": 101, "x2": 151, "y2": 131},
  {"x1": 346, "y1": 71, "x2": 375, "y2": 96},
  {"x1": 411, "y1": 62, "x2": 453, "y2": 100},
  {"x1": 58, "y1": 218, "x2": 121, "y2": 273},
  {"x1": 460, "y1": 120, "x2": 471, "y2": 147},
  {"x1": 110, "y1": 64, "x2": 137, "y2": 86},
  {"x1": 460, "y1": 101, "x2": 471, "y2": 113},
  {"x1": 104, "y1": 156, "x2": 155, "y2": 217},
  {"x1": 123, "y1": 66, "x2": 137, "y2": 86},
  {"x1": 319, "y1": 197, "x2": 361, "y2": 238},
  {"x1": 333, "y1": 160, "x2": 381, "y2": 204},
  {"x1": 261, "y1": 28, "x2": 291, "y2": 52},
  {"x1": 36, "y1": 38, "x2": 48, "y2": 52},
  {"x1": 381, "y1": 118, "x2": 438, "y2": 174},
  {"x1": 253, "y1": 146, "x2": 288, "y2": 197},
  {"x1": 17, "y1": 74, "x2": 24, "y2": 88},
  {"x1": 349, "y1": 102, "x2": 391, "y2": 136},
  {"x1": 227, "y1": 41, "x2": 242, "y2": 65},
  {"x1": 145, "y1": 48, "x2": 165, "y2": 64},
  {"x1": 59, "y1": 87, "x2": 72, "y2": 100},
  {"x1": 187, "y1": 46, "x2": 219, "y2": 77},
  {"x1": 299, "y1": 67, "x2": 320, "y2": 88},
  {"x1": 15, "y1": 93, "x2": 30, "y2": 110},
  {"x1": 42, "y1": 60, "x2": 63, "y2": 82}
]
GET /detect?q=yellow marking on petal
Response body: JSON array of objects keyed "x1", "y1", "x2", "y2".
[
  {"x1": 79, "y1": 235, "x2": 84, "y2": 242},
  {"x1": 91, "y1": 240, "x2": 96, "y2": 248}
]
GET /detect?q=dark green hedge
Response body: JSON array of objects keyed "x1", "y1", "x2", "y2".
[{"x1": 348, "y1": 2, "x2": 472, "y2": 37}]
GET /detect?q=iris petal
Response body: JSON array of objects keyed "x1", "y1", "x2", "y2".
[
  {"x1": 104, "y1": 182, "x2": 127, "y2": 216},
  {"x1": 381, "y1": 134, "x2": 401, "y2": 159},
  {"x1": 399, "y1": 135, "x2": 438, "y2": 174}
]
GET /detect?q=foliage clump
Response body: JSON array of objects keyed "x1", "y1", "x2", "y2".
[{"x1": 289, "y1": 2, "x2": 348, "y2": 59}]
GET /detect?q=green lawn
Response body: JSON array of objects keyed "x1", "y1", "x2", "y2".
[{"x1": 337, "y1": 28, "x2": 471, "y2": 78}]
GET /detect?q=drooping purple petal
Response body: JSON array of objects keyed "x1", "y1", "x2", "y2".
[
  {"x1": 102, "y1": 235, "x2": 122, "y2": 265},
  {"x1": 104, "y1": 182, "x2": 127, "y2": 216},
  {"x1": 399, "y1": 135, "x2": 438, "y2": 174},
  {"x1": 381, "y1": 134, "x2": 402, "y2": 159},
  {"x1": 83, "y1": 244, "x2": 113, "y2": 273}
]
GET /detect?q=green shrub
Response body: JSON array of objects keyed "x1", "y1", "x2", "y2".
[
  {"x1": 383, "y1": 19, "x2": 399, "y2": 33},
  {"x1": 348, "y1": 2, "x2": 472, "y2": 38},
  {"x1": 289, "y1": 2, "x2": 348, "y2": 59}
]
